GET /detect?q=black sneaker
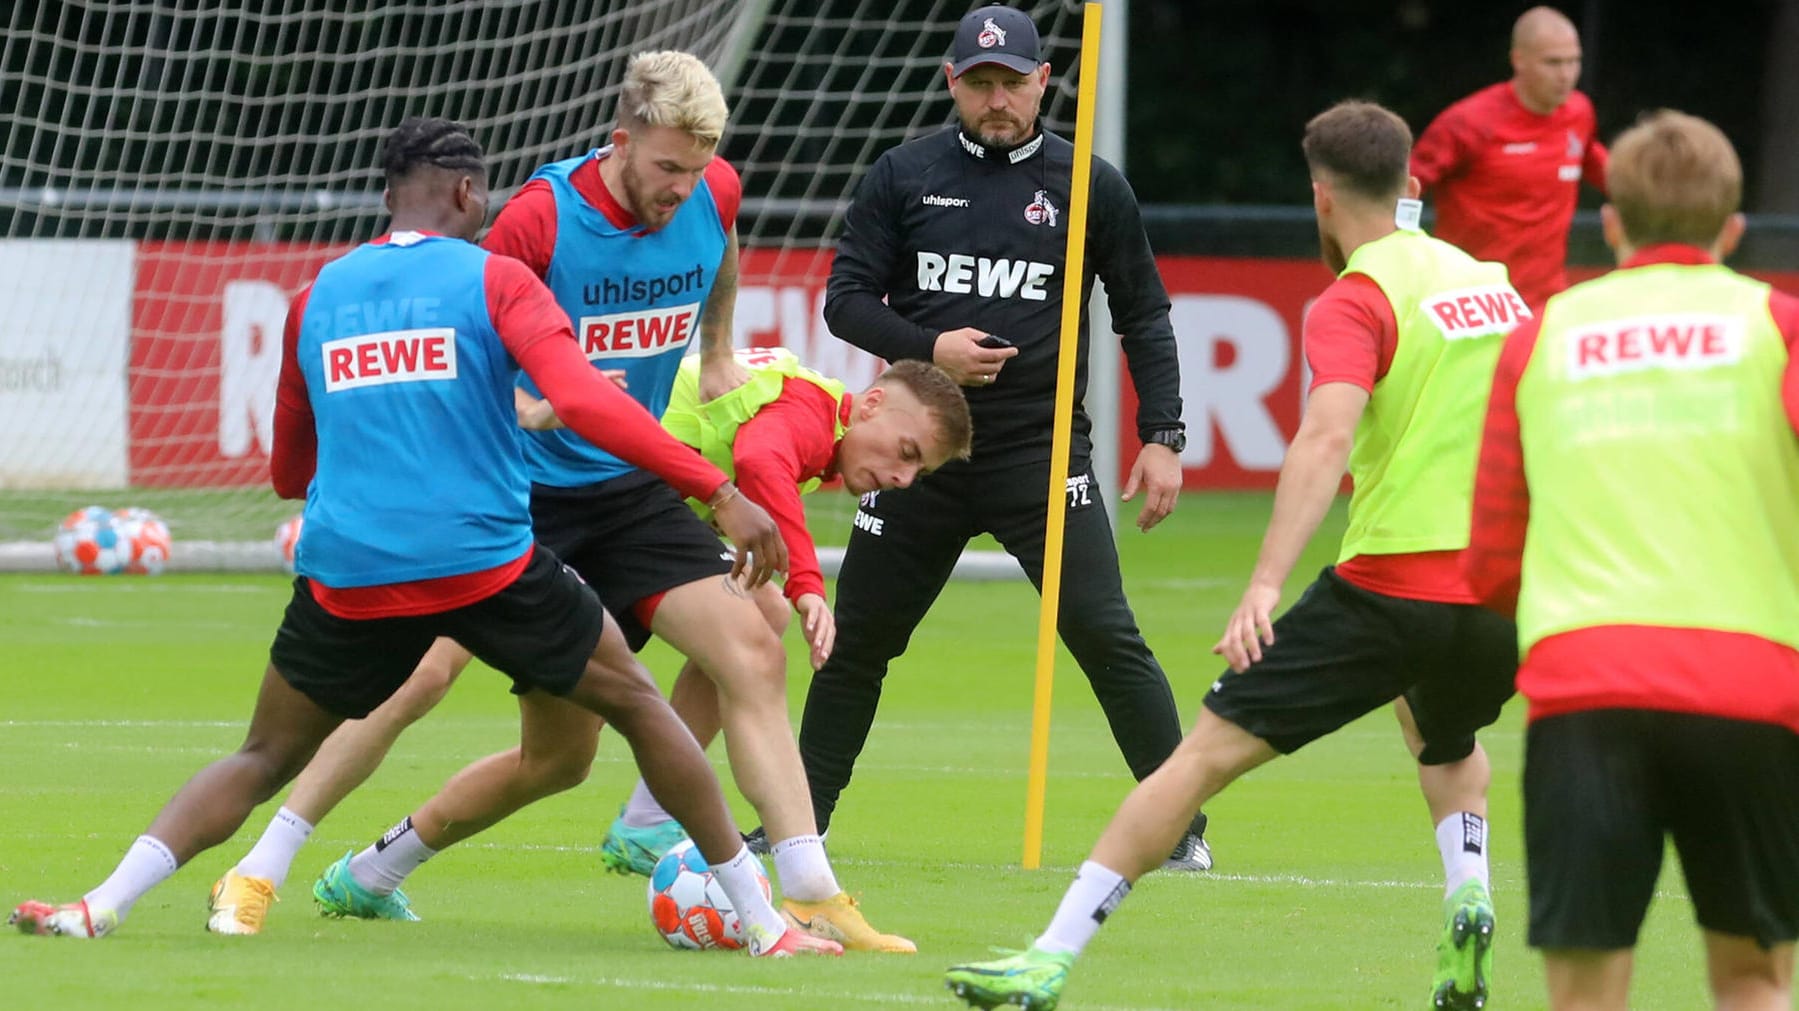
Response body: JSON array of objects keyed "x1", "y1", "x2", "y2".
[
  {"x1": 1163, "y1": 830, "x2": 1214, "y2": 872},
  {"x1": 742, "y1": 825, "x2": 829, "y2": 856}
]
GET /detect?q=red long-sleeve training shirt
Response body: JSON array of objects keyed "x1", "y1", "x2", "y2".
[
  {"x1": 728, "y1": 378, "x2": 852, "y2": 604},
  {"x1": 1467, "y1": 244, "x2": 1799, "y2": 729},
  {"x1": 1412, "y1": 82, "x2": 1607, "y2": 311}
]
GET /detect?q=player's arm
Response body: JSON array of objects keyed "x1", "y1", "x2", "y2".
[
  {"x1": 823, "y1": 153, "x2": 939, "y2": 362},
  {"x1": 1467, "y1": 318, "x2": 1540, "y2": 617},
  {"x1": 1090, "y1": 160, "x2": 1185, "y2": 532},
  {"x1": 488, "y1": 255, "x2": 788, "y2": 584},
  {"x1": 1409, "y1": 107, "x2": 1469, "y2": 191},
  {"x1": 1214, "y1": 276, "x2": 1386, "y2": 671},
  {"x1": 1579, "y1": 99, "x2": 1610, "y2": 194},
  {"x1": 730, "y1": 380, "x2": 839, "y2": 667},
  {"x1": 1214, "y1": 382, "x2": 1367, "y2": 672},
  {"x1": 270, "y1": 285, "x2": 317, "y2": 499},
  {"x1": 697, "y1": 225, "x2": 749, "y2": 402},
  {"x1": 1767, "y1": 289, "x2": 1799, "y2": 435}
]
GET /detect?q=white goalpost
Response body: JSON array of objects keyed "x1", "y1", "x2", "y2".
[{"x1": 0, "y1": 0, "x2": 1102, "y2": 573}]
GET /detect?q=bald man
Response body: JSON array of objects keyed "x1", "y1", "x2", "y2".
[{"x1": 1412, "y1": 6, "x2": 1608, "y2": 310}]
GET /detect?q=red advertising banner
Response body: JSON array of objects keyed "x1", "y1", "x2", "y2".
[
  {"x1": 131, "y1": 242, "x2": 347, "y2": 487},
  {"x1": 126, "y1": 241, "x2": 1799, "y2": 491}
]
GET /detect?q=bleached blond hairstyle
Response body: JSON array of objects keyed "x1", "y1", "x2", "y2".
[{"x1": 616, "y1": 51, "x2": 729, "y2": 147}]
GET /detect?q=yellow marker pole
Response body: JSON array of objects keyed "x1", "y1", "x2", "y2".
[{"x1": 1023, "y1": 1, "x2": 1103, "y2": 871}]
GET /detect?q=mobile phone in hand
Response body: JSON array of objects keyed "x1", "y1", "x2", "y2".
[{"x1": 977, "y1": 334, "x2": 1014, "y2": 349}]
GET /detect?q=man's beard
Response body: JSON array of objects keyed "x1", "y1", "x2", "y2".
[{"x1": 964, "y1": 114, "x2": 1032, "y2": 149}]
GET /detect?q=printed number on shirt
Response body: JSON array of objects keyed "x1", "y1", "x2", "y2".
[
  {"x1": 578, "y1": 302, "x2": 700, "y2": 360},
  {"x1": 737, "y1": 346, "x2": 797, "y2": 369},
  {"x1": 322, "y1": 327, "x2": 458, "y2": 392}
]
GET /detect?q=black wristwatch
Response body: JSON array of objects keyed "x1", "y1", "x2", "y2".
[{"x1": 1145, "y1": 428, "x2": 1187, "y2": 453}]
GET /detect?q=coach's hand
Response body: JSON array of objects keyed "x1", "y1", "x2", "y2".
[
  {"x1": 1122, "y1": 443, "x2": 1182, "y2": 532},
  {"x1": 795, "y1": 593, "x2": 835, "y2": 670},
  {"x1": 1213, "y1": 581, "x2": 1280, "y2": 672},
  {"x1": 710, "y1": 484, "x2": 788, "y2": 587},
  {"x1": 933, "y1": 327, "x2": 1018, "y2": 387}
]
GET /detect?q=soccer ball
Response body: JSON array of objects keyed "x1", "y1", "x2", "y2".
[
  {"x1": 112, "y1": 507, "x2": 172, "y2": 575},
  {"x1": 275, "y1": 514, "x2": 304, "y2": 574},
  {"x1": 647, "y1": 838, "x2": 769, "y2": 951},
  {"x1": 52, "y1": 505, "x2": 128, "y2": 575}
]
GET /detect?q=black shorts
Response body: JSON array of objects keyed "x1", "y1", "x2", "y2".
[
  {"x1": 269, "y1": 546, "x2": 606, "y2": 718},
  {"x1": 529, "y1": 469, "x2": 733, "y2": 651},
  {"x1": 1524, "y1": 709, "x2": 1799, "y2": 950},
  {"x1": 1202, "y1": 567, "x2": 1517, "y2": 763}
]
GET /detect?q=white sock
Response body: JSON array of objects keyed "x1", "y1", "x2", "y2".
[
  {"x1": 348, "y1": 816, "x2": 435, "y2": 895},
  {"x1": 769, "y1": 833, "x2": 840, "y2": 902},
  {"x1": 84, "y1": 835, "x2": 179, "y2": 919},
  {"x1": 620, "y1": 779, "x2": 671, "y2": 829},
  {"x1": 1436, "y1": 812, "x2": 1489, "y2": 898},
  {"x1": 710, "y1": 844, "x2": 785, "y2": 938},
  {"x1": 234, "y1": 806, "x2": 313, "y2": 888},
  {"x1": 1035, "y1": 861, "x2": 1131, "y2": 955}
]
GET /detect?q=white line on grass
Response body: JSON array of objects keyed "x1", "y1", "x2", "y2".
[{"x1": 480, "y1": 971, "x2": 1188, "y2": 1011}]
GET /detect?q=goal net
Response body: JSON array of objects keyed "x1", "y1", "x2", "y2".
[{"x1": 0, "y1": 0, "x2": 1085, "y2": 569}]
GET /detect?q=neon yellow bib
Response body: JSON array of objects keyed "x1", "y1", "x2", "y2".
[
  {"x1": 1335, "y1": 230, "x2": 1528, "y2": 561},
  {"x1": 1514, "y1": 262, "x2": 1799, "y2": 654},
  {"x1": 663, "y1": 346, "x2": 848, "y2": 521}
]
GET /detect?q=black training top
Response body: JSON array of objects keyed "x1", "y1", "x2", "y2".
[{"x1": 823, "y1": 127, "x2": 1184, "y2": 468}]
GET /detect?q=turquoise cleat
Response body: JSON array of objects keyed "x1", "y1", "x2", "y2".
[
  {"x1": 598, "y1": 811, "x2": 689, "y2": 878},
  {"x1": 312, "y1": 851, "x2": 420, "y2": 922}
]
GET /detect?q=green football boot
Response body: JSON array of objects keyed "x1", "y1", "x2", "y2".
[
  {"x1": 1432, "y1": 878, "x2": 1495, "y2": 1009},
  {"x1": 944, "y1": 945, "x2": 1076, "y2": 1010}
]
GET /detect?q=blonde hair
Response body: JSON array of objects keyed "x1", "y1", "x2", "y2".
[
  {"x1": 1607, "y1": 109, "x2": 1741, "y2": 248},
  {"x1": 617, "y1": 51, "x2": 729, "y2": 147}
]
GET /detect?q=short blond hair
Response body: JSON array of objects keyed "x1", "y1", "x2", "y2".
[
  {"x1": 1607, "y1": 110, "x2": 1741, "y2": 248},
  {"x1": 617, "y1": 51, "x2": 729, "y2": 147}
]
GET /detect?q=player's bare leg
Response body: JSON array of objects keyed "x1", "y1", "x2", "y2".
[
  {"x1": 1541, "y1": 948, "x2": 1633, "y2": 1010},
  {"x1": 1089, "y1": 708, "x2": 1273, "y2": 878},
  {"x1": 209, "y1": 640, "x2": 472, "y2": 934},
  {"x1": 654, "y1": 579, "x2": 811, "y2": 840},
  {"x1": 288, "y1": 639, "x2": 471, "y2": 824},
  {"x1": 15, "y1": 665, "x2": 342, "y2": 938},
  {"x1": 947, "y1": 708, "x2": 1270, "y2": 1004},
  {"x1": 1703, "y1": 933, "x2": 1793, "y2": 1011},
  {"x1": 311, "y1": 611, "x2": 838, "y2": 955},
  {"x1": 620, "y1": 576, "x2": 912, "y2": 952},
  {"x1": 1396, "y1": 698, "x2": 1497, "y2": 1010}
]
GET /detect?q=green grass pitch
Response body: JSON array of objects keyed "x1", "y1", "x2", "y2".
[{"x1": 0, "y1": 492, "x2": 1709, "y2": 1008}]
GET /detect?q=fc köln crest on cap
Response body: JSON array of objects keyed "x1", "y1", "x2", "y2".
[
  {"x1": 977, "y1": 17, "x2": 1007, "y2": 48},
  {"x1": 1024, "y1": 189, "x2": 1058, "y2": 227}
]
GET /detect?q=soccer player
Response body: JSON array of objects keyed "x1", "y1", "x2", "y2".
[
  {"x1": 1467, "y1": 110, "x2": 1799, "y2": 1011},
  {"x1": 944, "y1": 100, "x2": 1525, "y2": 1010},
  {"x1": 761, "y1": 1, "x2": 1212, "y2": 874},
  {"x1": 520, "y1": 346, "x2": 974, "y2": 672},
  {"x1": 1412, "y1": 6, "x2": 1608, "y2": 311},
  {"x1": 8, "y1": 116, "x2": 838, "y2": 957},
  {"x1": 207, "y1": 52, "x2": 913, "y2": 953}
]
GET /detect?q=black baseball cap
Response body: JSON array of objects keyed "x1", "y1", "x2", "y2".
[{"x1": 948, "y1": 5, "x2": 1042, "y2": 77}]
